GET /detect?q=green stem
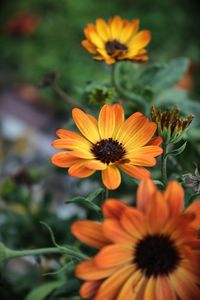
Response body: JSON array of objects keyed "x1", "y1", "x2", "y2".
[
  {"x1": 111, "y1": 63, "x2": 149, "y2": 115},
  {"x1": 105, "y1": 188, "x2": 109, "y2": 200},
  {"x1": 54, "y1": 84, "x2": 79, "y2": 108},
  {"x1": 6, "y1": 246, "x2": 87, "y2": 261},
  {"x1": 161, "y1": 144, "x2": 168, "y2": 184}
]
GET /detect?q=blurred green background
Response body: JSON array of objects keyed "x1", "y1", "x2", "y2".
[{"x1": 1, "y1": 0, "x2": 200, "y2": 100}]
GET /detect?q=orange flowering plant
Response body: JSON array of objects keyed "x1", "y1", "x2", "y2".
[
  {"x1": 1, "y1": 14, "x2": 200, "y2": 300},
  {"x1": 72, "y1": 179, "x2": 200, "y2": 300}
]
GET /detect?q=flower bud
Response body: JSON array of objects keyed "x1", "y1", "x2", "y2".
[{"x1": 151, "y1": 105, "x2": 193, "y2": 144}]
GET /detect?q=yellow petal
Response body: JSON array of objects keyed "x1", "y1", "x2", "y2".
[
  {"x1": 96, "y1": 18, "x2": 110, "y2": 41},
  {"x1": 89, "y1": 29, "x2": 104, "y2": 48},
  {"x1": 109, "y1": 16, "x2": 123, "y2": 39},
  {"x1": 128, "y1": 30, "x2": 151, "y2": 57},
  {"x1": 119, "y1": 19, "x2": 139, "y2": 44}
]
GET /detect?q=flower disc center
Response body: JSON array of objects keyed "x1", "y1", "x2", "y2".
[
  {"x1": 105, "y1": 40, "x2": 128, "y2": 56},
  {"x1": 134, "y1": 234, "x2": 181, "y2": 277},
  {"x1": 91, "y1": 138, "x2": 126, "y2": 164}
]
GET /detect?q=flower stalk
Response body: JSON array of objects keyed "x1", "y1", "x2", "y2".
[
  {"x1": 161, "y1": 144, "x2": 169, "y2": 184},
  {"x1": 111, "y1": 63, "x2": 149, "y2": 114},
  {"x1": 0, "y1": 242, "x2": 88, "y2": 266}
]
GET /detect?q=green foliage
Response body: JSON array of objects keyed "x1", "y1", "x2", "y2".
[
  {"x1": 66, "y1": 188, "x2": 104, "y2": 215},
  {"x1": 164, "y1": 142, "x2": 187, "y2": 159},
  {"x1": 25, "y1": 281, "x2": 64, "y2": 300}
]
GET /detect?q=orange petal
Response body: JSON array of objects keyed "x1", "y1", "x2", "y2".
[
  {"x1": 137, "y1": 178, "x2": 157, "y2": 213},
  {"x1": 71, "y1": 220, "x2": 110, "y2": 248},
  {"x1": 102, "y1": 219, "x2": 134, "y2": 243},
  {"x1": 125, "y1": 121, "x2": 157, "y2": 150},
  {"x1": 102, "y1": 166, "x2": 121, "y2": 190},
  {"x1": 128, "y1": 155, "x2": 156, "y2": 167},
  {"x1": 155, "y1": 276, "x2": 176, "y2": 300},
  {"x1": 85, "y1": 160, "x2": 107, "y2": 170},
  {"x1": 116, "y1": 270, "x2": 142, "y2": 300},
  {"x1": 95, "y1": 265, "x2": 135, "y2": 300},
  {"x1": 68, "y1": 161, "x2": 95, "y2": 178},
  {"x1": 52, "y1": 138, "x2": 92, "y2": 153},
  {"x1": 164, "y1": 181, "x2": 184, "y2": 217},
  {"x1": 143, "y1": 277, "x2": 156, "y2": 300},
  {"x1": 116, "y1": 114, "x2": 147, "y2": 145},
  {"x1": 94, "y1": 244, "x2": 133, "y2": 268},
  {"x1": 112, "y1": 103, "x2": 125, "y2": 137},
  {"x1": 76, "y1": 259, "x2": 116, "y2": 280},
  {"x1": 120, "y1": 207, "x2": 147, "y2": 238},
  {"x1": 56, "y1": 129, "x2": 86, "y2": 141},
  {"x1": 98, "y1": 104, "x2": 115, "y2": 139},
  {"x1": 146, "y1": 191, "x2": 169, "y2": 233},
  {"x1": 127, "y1": 145, "x2": 163, "y2": 157},
  {"x1": 72, "y1": 108, "x2": 100, "y2": 143},
  {"x1": 170, "y1": 268, "x2": 200, "y2": 300},
  {"x1": 70, "y1": 149, "x2": 95, "y2": 159},
  {"x1": 51, "y1": 152, "x2": 81, "y2": 168},
  {"x1": 119, "y1": 164, "x2": 150, "y2": 179},
  {"x1": 185, "y1": 199, "x2": 200, "y2": 230},
  {"x1": 147, "y1": 136, "x2": 162, "y2": 146},
  {"x1": 84, "y1": 23, "x2": 96, "y2": 40},
  {"x1": 80, "y1": 280, "x2": 102, "y2": 299},
  {"x1": 102, "y1": 199, "x2": 128, "y2": 219},
  {"x1": 87, "y1": 113, "x2": 98, "y2": 126},
  {"x1": 82, "y1": 39, "x2": 97, "y2": 53}
]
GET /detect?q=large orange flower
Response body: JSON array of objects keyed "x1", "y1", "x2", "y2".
[
  {"x1": 51, "y1": 104, "x2": 162, "y2": 190},
  {"x1": 72, "y1": 179, "x2": 200, "y2": 300},
  {"x1": 82, "y1": 16, "x2": 151, "y2": 64}
]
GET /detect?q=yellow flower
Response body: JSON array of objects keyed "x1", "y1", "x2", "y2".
[
  {"x1": 72, "y1": 179, "x2": 200, "y2": 300},
  {"x1": 82, "y1": 16, "x2": 151, "y2": 64},
  {"x1": 51, "y1": 103, "x2": 162, "y2": 190}
]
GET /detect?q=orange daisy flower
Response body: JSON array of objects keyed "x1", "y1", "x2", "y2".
[
  {"x1": 51, "y1": 104, "x2": 162, "y2": 190},
  {"x1": 72, "y1": 179, "x2": 200, "y2": 300},
  {"x1": 82, "y1": 16, "x2": 151, "y2": 64}
]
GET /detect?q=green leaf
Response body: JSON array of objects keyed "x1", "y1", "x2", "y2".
[
  {"x1": 185, "y1": 194, "x2": 200, "y2": 207},
  {"x1": 86, "y1": 188, "x2": 104, "y2": 202},
  {"x1": 164, "y1": 142, "x2": 187, "y2": 159},
  {"x1": 150, "y1": 57, "x2": 190, "y2": 93},
  {"x1": 153, "y1": 180, "x2": 164, "y2": 187},
  {"x1": 25, "y1": 281, "x2": 64, "y2": 300},
  {"x1": 66, "y1": 197, "x2": 101, "y2": 212},
  {"x1": 66, "y1": 188, "x2": 104, "y2": 213}
]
